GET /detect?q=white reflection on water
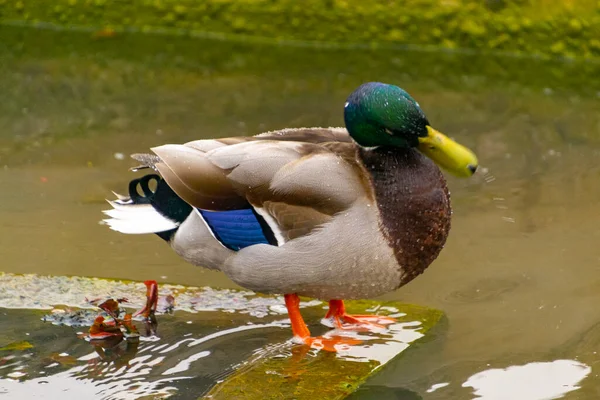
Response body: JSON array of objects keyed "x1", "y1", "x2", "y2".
[
  {"x1": 462, "y1": 359, "x2": 591, "y2": 400},
  {"x1": 0, "y1": 321, "x2": 287, "y2": 400},
  {"x1": 0, "y1": 273, "x2": 435, "y2": 398},
  {"x1": 0, "y1": 364, "x2": 185, "y2": 399},
  {"x1": 426, "y1": 382, "x2": 449, "y2": 393},
  {"x1": 162, "y1": 351, "x2": 210, "y2": 375},
  {"x1": 0, "y1": 317, "x2": 423, "y2": 398},
  {"x1": 156, "y1": 321, "x2": 289, "y2": 355},
  {"x1": 327, "y1": 320, "x2": 425, "y2": 364}
]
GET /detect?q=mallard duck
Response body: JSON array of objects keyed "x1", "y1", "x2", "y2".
[{"x1": 103, "y1": 82, "x2": 478, "y2": 348}]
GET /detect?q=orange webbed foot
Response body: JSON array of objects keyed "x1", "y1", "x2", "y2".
[
  {"x1": 322, "y1": 300, "x2": 396, "y2": 331},
  {"x1": 284, "y1": 294, "x2": 363, "y2": 352}
]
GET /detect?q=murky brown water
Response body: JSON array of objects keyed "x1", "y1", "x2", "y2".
[{"x1": 2, "y1": 25, "x2": 600, "y2": 398}]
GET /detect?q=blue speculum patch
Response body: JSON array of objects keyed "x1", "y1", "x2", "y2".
[{"x1": 198, "y1": 208, "x2": 273, "y2": 251}]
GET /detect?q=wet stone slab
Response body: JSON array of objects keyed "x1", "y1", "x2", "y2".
[{"x1": 0, "y1": 273, "x2": 443, "y2": 399}]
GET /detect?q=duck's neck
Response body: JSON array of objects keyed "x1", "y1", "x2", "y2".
[{"x1": 357, "y1": 146, "x2": 452, "y2": 286}]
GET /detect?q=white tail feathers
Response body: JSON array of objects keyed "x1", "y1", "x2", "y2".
[
  {"x1": 102, "y1": 198, "x2": 179, "y2": 234},
  {"x1": 111, "y1": 191, "x2": 130, "y2": 201}
]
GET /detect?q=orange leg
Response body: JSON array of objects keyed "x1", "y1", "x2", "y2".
[
  {"x1": 323, "y1": 299, "x2": 396, "y2": 331},
  {"x1": 284, "y1": 293, "x2": 311, "y2": 341},
  {"x1": 284, "y1": 294, "x2": 362, "y2": 352},
  {"x1": 134, "y1": 280, "x2": 158, "y2": 319}
]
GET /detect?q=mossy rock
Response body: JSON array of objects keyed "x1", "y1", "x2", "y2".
[
  {"x1": 2, "y1": 0, "x2": 600, "y2": 59},
  {"x1": 204, "y1": 301, "x2": 443, "y2": 400}
]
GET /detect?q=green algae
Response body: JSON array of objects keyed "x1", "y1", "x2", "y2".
[
  {"x1": 1, "y1": 24, "x2": 598, "y2": 102},
  {"x1": 2, "y1": 0, "x2": 600, "y2": 60},
  {"x1": 0, "y1": 341, "x2": 34, "y2": 351}
]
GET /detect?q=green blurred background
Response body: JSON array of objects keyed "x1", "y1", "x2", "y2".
[{"x1": 3, "y1": 0, "x2": 600, "y2": 59}]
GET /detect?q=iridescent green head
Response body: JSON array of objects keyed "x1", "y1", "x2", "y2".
[{"x1": 344, "y1": 82, "x2": 479, "y2": 177}]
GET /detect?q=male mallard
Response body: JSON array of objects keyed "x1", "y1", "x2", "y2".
[{"x1": 103, "y1": 82, "x2": 478, "y2": 348}]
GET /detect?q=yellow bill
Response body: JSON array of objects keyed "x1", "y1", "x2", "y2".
[{"x1": 418, "y1": 126, "x2": 478, "y2": 178}]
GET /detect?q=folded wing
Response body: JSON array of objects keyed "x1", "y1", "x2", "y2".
[{"x1": 150, "y1": 128, "x2": 367, "y2": 245}]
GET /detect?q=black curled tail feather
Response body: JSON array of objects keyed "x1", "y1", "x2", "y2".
[
  {"x1": 128, "y1": 174, "x2": 193, "y2": 241},
  {"x1": 128, "y1": 174, "x2": 159, "y2": 204}
]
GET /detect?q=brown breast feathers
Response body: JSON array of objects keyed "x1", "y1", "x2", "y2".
[{"x1": 358, "y1": 146, "x2": 452, "y2": 287}]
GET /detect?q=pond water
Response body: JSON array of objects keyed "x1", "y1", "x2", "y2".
[{"x1": 1, "y1": 25, "x2": 600, "y2": 399}]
